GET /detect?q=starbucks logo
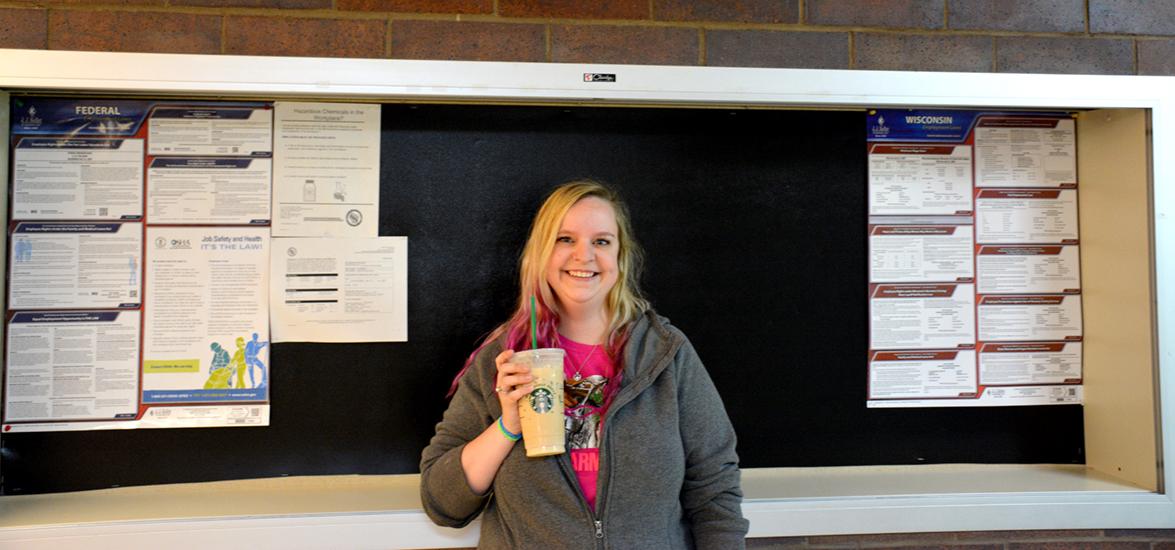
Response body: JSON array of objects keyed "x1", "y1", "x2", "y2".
[{"x1": 529, "y1": 387, "x2": 554, "y2": 414}]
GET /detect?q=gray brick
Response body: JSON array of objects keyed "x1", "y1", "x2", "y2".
[
  {"x1": 949, "y1": 0, "x2": 1085, "y2": 33},
  {"x1": 706, "y1": 30, "x2": 849, "y2": 69},
  {"x1": 996, "y1": 36, "x2": 1133, "y2": 75},
  {"x1": 1091, "y1": 0, "x2": 1175, "y2": 35},
  {"x1": 807, "y1": 0, "x2": 943, "y2": 29},
  {"x1": 856, "y1": 33, "x2": 993, "y2": 72}
]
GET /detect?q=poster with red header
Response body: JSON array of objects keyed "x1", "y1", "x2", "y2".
[{"x1": 866, "y1": 109, "x2": 1082, "y2": 408}]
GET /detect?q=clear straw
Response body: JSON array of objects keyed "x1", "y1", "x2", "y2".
[{"x1": 529, "y1": 295, "x2": 539, "y2": 349}]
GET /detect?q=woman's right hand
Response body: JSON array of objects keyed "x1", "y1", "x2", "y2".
[{"x1": 494, "y1": 349, "x2": 533, "y2": 434}]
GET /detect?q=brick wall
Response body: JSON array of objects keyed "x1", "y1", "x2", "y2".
[
  {"x1": 2, "y1": 0, "x2": 1175, "y2": 74},
  {"x1": 3, "y1": 0, "x2": 1172, "y2": 547}
]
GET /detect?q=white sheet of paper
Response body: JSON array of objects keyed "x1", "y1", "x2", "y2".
[
  {"x1": 975, "y1": 117, "x2": 1076, "y2": 188},
  {"x1": 5, "y1": 310, "x2": 140, "y2": 423},
  {"x1": 868, "y1": 349, "x2": 977, "y2": 400},
  {"x1": 272, "y1": 102, "x2": 380, "y2": 237},
  {"x1": 976, "y1": 189, "x2": 1079, "y2": 244},
  {"x1": 13, "y1": 137, "x2": 143, "y2": 220},
  {"x1": 979, "y1": 342, "x2": 1082, "y2": 385},
  {"x1": 868, "y1": 384, "x2": 1082, "y2": 408},
  {"x1": 270, "y1": 237, "x2": 407, "y2": 343},
  {"x1": 869, "y1": 283, "x2": 976, "y2": 350},
  {"x1": 142, "y1": 226, "x2": 270, "y2": 412},
  {"x1": 976, "y1": 244, "x2": 1081, "y2": 294},
  {"x1": 147, "y1": 157, "x2": 272, "y2": 224},
  {"x1": 869, "y1": 224, "x2": 974, "y2": 283},
  {"x1": 148, "y1": 106, "x2": 272, "y2": 157},
  {"x1": 977, "y1": 294, "x2": 1083, "y2": 342},
  {"x1": 868, "y1": 144, "x2": 973, "y2": 215},
  {"x1": 9, "y1": 222, "x2": 142, "y2": 310}
]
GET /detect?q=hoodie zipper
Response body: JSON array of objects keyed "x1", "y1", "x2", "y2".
[
  {"x1": 557, "y1": 452, "x2": 603, "y2": 545},
  {"x1": 581, "y1": 328, "x2": 683, "y2": 549}
]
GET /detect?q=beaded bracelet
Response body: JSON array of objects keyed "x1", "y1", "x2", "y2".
[{"x1": 497, "y1": 417, "x2": 522, "y2": 442}]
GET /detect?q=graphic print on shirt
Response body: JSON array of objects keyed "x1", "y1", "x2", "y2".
[{"x1": 565, "y1": 374, "x2": 609, "y2": 449}]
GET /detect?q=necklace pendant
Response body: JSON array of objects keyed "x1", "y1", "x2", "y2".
[{"x1": 573, "y1": 372, "x2": 582, "y2": 382}]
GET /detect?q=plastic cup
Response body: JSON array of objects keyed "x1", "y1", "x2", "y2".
[{"x1": 512, "y1": 348, "x2": 565, "y2": 457}]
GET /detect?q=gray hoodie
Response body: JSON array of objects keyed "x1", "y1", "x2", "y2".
[{"x1": 420, "y1": 311, "x2": 749, "y2": 549}]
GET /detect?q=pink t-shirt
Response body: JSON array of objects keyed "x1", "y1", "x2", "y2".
[{"x1": 560, "y1": 334, "x2": 617, "y2": 512}]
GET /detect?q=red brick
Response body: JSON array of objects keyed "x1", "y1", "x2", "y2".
[
  {"x1": 173, "y1": 0, "x2": 329, "y2": 7},
  {"x1": 811, "y1": 532, "x2": 958, "y2": 546},
  {"x1": 48, "y1": 0, "x2": 165, "y2": 5},
  {"x1": 0, "y1": 8, "x2": 46, "y2": 49},
  {"x1": 225, "y1": 16, "x2": 385, "y2": 58},
  {"x1": 956, "y1": 531, "x2": 1105, "y2": 541},
  {"x1": 747, "y1": 536, "x2": 808, "y2": 548},
  {"x1": 49, "y1": 10, "x2": 220, "y2": 54},
  {"x1": 706, "y1": 30, "x2": 848, "y2": 69},
  {"x1": 1104, "y1": 530, "x2": 1175, "y2": 539},
  {"x1": 948, "y1": 0, "x2": 1085, "y2": 33},
  {"x1": 996, "y1": 36, "x2": 1133, "y2": 75},
  {"x1": 807, "y1": 0, "x2": 943, "y2": 29},
  {"x1": 551, "y1": 25, "x2": 697, "y2": 65},
  {"x1": 338, "y1": 0, "x2": 492, "y2": 14},
  {"x1": 1091, "y1": 0, "x2": 1175, "y2": 36},
  {"x1": 655, "y1": 0, "x2": 798, "y2": 24},
  {"x1": 391, "y1": 20, "x2": 544, "y2": 62},
  {"x1": 870, "y1": 546, "x2": 1003, "y2": 550},
  {"x1": 500, "y1": 0, "x2": 648, "y2": 20},
  {"x1": 855, "y1": 33, "x2": 992, "y2": 72},
  {"x1": 1008, "y1": 543, "x2": 1150, "y2": 550}
]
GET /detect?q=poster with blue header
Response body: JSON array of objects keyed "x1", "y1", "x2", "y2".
[{"x1": 4, "y1": 96, "x2": 274, "y2": 432}]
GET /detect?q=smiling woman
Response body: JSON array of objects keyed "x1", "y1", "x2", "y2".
[{"x1": 420, "y1": 180, "x2": 748, "y2": 549}]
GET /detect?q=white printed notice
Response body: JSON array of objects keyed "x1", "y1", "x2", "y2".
[
  {"x1": 979, "y1": 342, "x2": 1082, "y2": 386},
  {"x1": 869, "y1": 224, "x2": 973, "y2": 283},
  {"x1": 4, "y1": 311, "x2": 140, "y2": 424},
  {"x1": 976, "y1": 245, "x2": 1081, "y2": 294},
  {"x1": 9, "y1": 222, "x2": 142, "y2": 310},
  {"x1": 141, "y1": 226, "x2": 270, "y2": 427},
  {"x1": 272, "y1": 102, "x2": 380, "y2": 237},
  {"x1": 976, "y1": 189, "x2": 1079, "y2": 244},
  {"x1": 869, "y1": 284, "x2": 976, "y2": 350},
  {"x1": 868, "y1": 350, "x2": 977, "y2": 400},
  {"x1": 868, "y1": 144, "x2": 973, "y2": 215},
  {"x1": 977, "y1": 295, "x2": 1083, "y2": 342},
  {"x1": 270, "y1": 237, "x2": 408, "y2": 343},
  {"x1": 147, "y1": 106, "x2": 273, "y2": 157},
  {"x1": 975, "y1": 117, "x2": 1076, "y2": 188},
  {"x1": 12, "y1": 138, "x2": 143, "y2": 220},
  {"x1": 147, "y1": 157, "x2": 272, "y2": 224}
]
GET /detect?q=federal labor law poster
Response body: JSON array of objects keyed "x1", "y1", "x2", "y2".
[{"x1": 4, "y1": 97, "x2": 274, "y2": 431}]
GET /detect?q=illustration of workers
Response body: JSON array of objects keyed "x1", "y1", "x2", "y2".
[
  {"x1": 231, "y1": 337, "x2": 248, "y2": 389},
  {"x1": 14, "y1": 238, "x2": 31, "y2": 262},
  {"x1": 245, "y1": 332, "x2": 269, "y2": 389},
  {"x1": 203, "y1": 342, "x2": 233, "y2": 389}
]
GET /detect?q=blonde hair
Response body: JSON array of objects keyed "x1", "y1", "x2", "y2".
[
  {"x1": 517, "y1": 180, "x2": 648, "y2": 347},
  {"x1": 449, "y1": 180, "x2": 649, "y2": 395}
]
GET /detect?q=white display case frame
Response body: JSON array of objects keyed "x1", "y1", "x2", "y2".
[{"x1": 0, "y1": 49, "x2": 1172, "y2": 549}]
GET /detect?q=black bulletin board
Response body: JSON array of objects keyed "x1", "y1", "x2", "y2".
[{"x1": 0, "y1": 103, "x2": 1084, "y2": 495}]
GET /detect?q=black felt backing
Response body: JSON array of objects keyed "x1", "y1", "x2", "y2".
[{"x1": 0, "y1": 103, "x2": 1083, "y2": 495}]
